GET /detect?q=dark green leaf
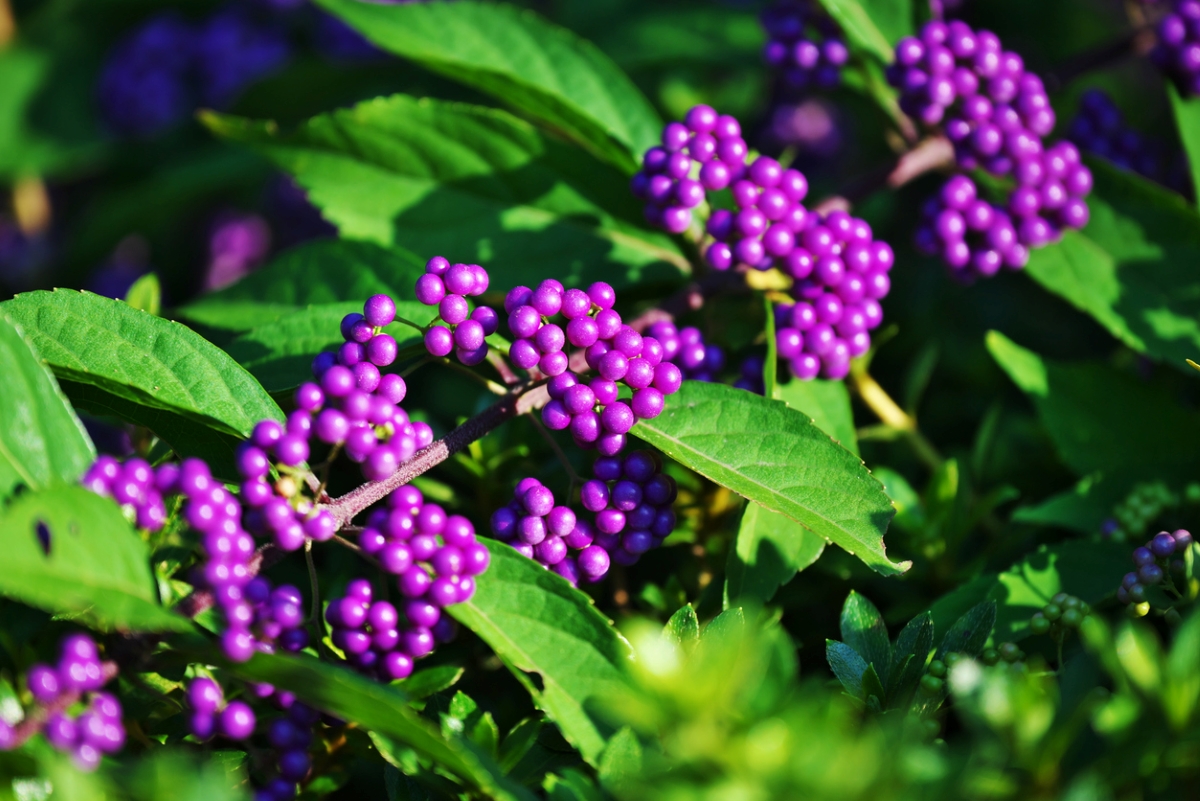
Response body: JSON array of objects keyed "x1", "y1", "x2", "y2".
[
  {"x1": 0, "y1": 315, "x2": 94, "y2": 500},
  {"x1": 313, "y1": 0, "x2": 661, "y2": 170},
  {"x1": 179, "y1": 240, "x2": 425, "y2": 332},
  {"x1": 594, "y1": 8, "x2": 765, "y2": 70},
  {"x1": 987, "y1": 331, "x2": 1200, "y2": 479},
  {"x1": 396, "y1": 665, "x2": 466, "y2": 701},
  {"x1": 887, "y1": 612, "x2": 933, "y2": 705},
  {"x1": 634, "y1": 381, "x2": 905, "y2": 576},
  {"x1": 840, "y1": 591, "x2": 891, "y2": 683},
  {"x1": 814, "y1": 0, "x2": 897, "y2": 62},
  {"x1": 448, "y1": 541, "x2": 630, "y2": 765},
  {"x1": 224, "y1": 303, "x2": 425, "y2": 392},
  {"x1": 1024, "y1": 160, "x2": 1200, "y2": 368},
  {"x1": 498, "y1": 716, "x2": 544, "y2": 775},
  {"x1": 204, "y1": 97, "x2": 685, "y2": 294},
  {"x1": 0, "y1": 290, "x2": 284, "y2": 439},
  {"x1": 935, "y1": 601, "x2": 996, "y2": 660},
  {"x1": 860, "y1": 663, "x2": 886, "y2": 706},
  {"x1": 1169, "y1": 84, "x2": 1200, "y2": 202},
  {"x1": 663, "y1": 605, "x2": 700, "y2": 652},
  {"x1": 776, "y1": 377, "x2": 859, "y2": 455},
  {"x1": 825, "y1": 640, "x2": 868, "y2": 698},
  {"x1": 222, "y1": 650, "x2": 535, "y2": 801},
  {"x1": 0, "y1": 486, "x2": 189, "y2": 632},
  {"x1": 725, "y1": 502, "x2": 826, "y2": 607}
]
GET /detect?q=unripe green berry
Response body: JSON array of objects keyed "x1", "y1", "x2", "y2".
[
  {"x1": 927, "y1": 660, "x2": 946, "y2": 678},
  {"x1": 998, "y1": 642, "x2": 1022, "y2": 663},
  {"x1": 1062, "y1": 596, "x2": 1081, "y2": 611},
  {"x1": 1029, "y1": 614, "x2": 1051, "y2": 635},
  {"x1": 1078, "y1": 602, "x2": 1091, "y2": 617},
  {"x1": 921, "y1": 719, "x2": 940, "y2": 739},
  {"x1": 980, "y1": 648, "x2": 999, "y2": 666},
  {"x1": 944, "y1": 652, "x2": 962, "y2": 667},
  {"x1": 920, "y1": 675, "x2": 944, "y2": 695},
  {"x1": 1165, "y1": 607, "x2": 1182, "y2": 626},
  {"x1": 1051, "y1": 592, "x2": 1069, "y2": 606},
  {"x1": 1061, "y1": 608, "x2": 1083, "y2": 628},
  {"x1": 1042, "y1": 604, "x2": 1061, "y2": 622},
  {"x1": 1129, "y1": 601, "x2": 1151, "y2": 618}
]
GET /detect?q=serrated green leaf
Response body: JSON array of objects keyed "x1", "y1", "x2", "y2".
[
  {"x1": 0, "y1": 290, "x2": 284, "y2": 439},
  {"x1": 220, "y1": 649, "x2": 534, "y2": 801},
  {"x1": 663, "y1": 605, "x2": 699, "y2": 652},
  {"x1": 179, "y1": 240, "x2": 425, "y2": 332},
  {"x1": 840, "y1": 591, "x2": 891, "y2": 683},
  {"x1": 725, "y1": 502, "x2": 826, "y2": 607},
  {"x1": 448, "y1": 542, "x2": 631, "y2": 765},
  {"x1": 204, "y1": 97, "x2": 685, "y2": 294},
  {"x1": 224, "y1": 303, "x2": 425, "y2": 392},
  {"x1": 986, "y1": 331, "x2": 1200, "y2": 479},
  {"x1": 776, "y1": 377, "x2": 858, "y2": 456},
  {"x1": 935, "y1": 601, "x2": 995, "y2": 660},
  {"x1": 0, "y1": 486, "x2": 189, "y2": 632},
  {"x1": 1024, "y1": 160, "x2": 1200, "y2": 368},
  {"x1": 124, "y1": 273, "x2": 161, "y2": 317},
  {"x1": 814, "y1": 0, "x2": 896, "y2": 62},
  {"x1": 825, "y1": 640, "x2": 868, "y2": 698},
  {"x1": 1168, "y1": 84, "x2": 1200, "y2": 203},
  {"x1": 313, "y1": 0, "x2": 661, "y2": 171},
  {"x1": 634, "y1": 381, "x2": 905, "y2": 576},
  {"x1": 0, "y1": 315, "x2": 95, "y2": 500}
]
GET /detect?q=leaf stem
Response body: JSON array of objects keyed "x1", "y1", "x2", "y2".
[
  {"x1": 393, "y1": 315, "x2": 429, "y2": 334},
  {"x1": 849, "y1": 368, "x2": 943, "y2": 471}
]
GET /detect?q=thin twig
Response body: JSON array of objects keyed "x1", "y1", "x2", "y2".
[
  {"x1": 487, "y1": 349, "x2": 521, "y2": 386},
  {"x1": 848, "y1": 368, "x2": 943, "y2": 471},
  {"x1": 439, "y1": 357, "x2": 508, "y2": 395},
  {"x1": 305, "y1": 540, "x2": 320, "y2": 624}
]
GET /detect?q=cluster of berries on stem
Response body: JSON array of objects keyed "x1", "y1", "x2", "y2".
[
  {"x1": 416, "y1": 256, "x2": 497, "y2": 366},
  {"x1": 1118, "y1": 528, "x2": 1194, "y2": 616},
  {"x1": 761, "y1": 0, "x2": 849, "y2": 93}
]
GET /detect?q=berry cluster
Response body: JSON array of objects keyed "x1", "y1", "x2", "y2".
[
  {"x1": 631, "y1": 105, "x2": 749, "y2": 235},
  {"x1": 1027, "y1": 592, "x2": 1090, "y2": 636},
  {"x1": 647, "y1": 321, "x2": 726, "y2": 383},
  {"x1": 257, "y1": 698, "x2": 322, "y2": 801},
  {"x1": 889, "y1": 20, "x2": 1093, "y2": 271},
  {"x1": 514, "y1": 282, "x2": 679, "y2": 455},
  {"x1": 704, "y1": 156, "x2": 810, "y2": 272},
  {"x1": 1152, "y1": 1, "x2": 1200, "y2": 97},
  {"x1": 81, "y1": 455, "x2": 169, "y2": 530},
  {"x1": 1068, "y1": 89, "x2": 1188, "y2": 193},
  {"x1": 318, "y1": 293, "x2": 405, "y2": 391},
  {"x1": 98, "y1": 10, "x2": 289, "y2": 137},
  {"x1": 1118, "y1": 528, "x2": 1194, "y2": 615},
  {"x1": 581, "y1": 451, "x2": 678, "y2": 567},
  {"x1": 226, "y1": 579, "x2": 311, "y2": 663},
  {"x1": 1101, "y1": 481, "x2": 1200, "y2": 542},
  {"x1": 415, "y1": 256, "x2": 497, "y2": 366},
  {"x1": 0, "y1": 635, "x2": 123, "y2": 771},
  {"x1": 186, "y1": 677, "x2": 257, "y2": 742},
  {"x1": 767, "y1": 209, "x2": 891, "y2": 380},
  {"x1": 734, "y1": 354, "x2": 767, "y2": 395},
  {"x1": 490, "y1": 479, "x2": 610, "y2": 584},
  {"x1": 761, "y1": 0, "x2": 850, "y2": 93}
]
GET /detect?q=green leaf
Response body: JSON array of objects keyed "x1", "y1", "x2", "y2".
[
  {"x1": 596, "y1": 727, "x2": 641, "y2": 793},
  {"x1": 313, "y1": 0, "x2": 661, "y2": 171},
  {"x1": 776, "y1": 377, "x2": 859, "y2": 456},
  {"x1": 935, "y1": 601, "x2": 995, "y2": 660},
  {"x1": 663, "y1": 605, "x2": 700, "y2": 652},
  {"x1": 224, "y1": 303, "x2": 425, "y2": 392},
  {"x1": 594, "y1": 8, "x2": 765, "y2": 70},
  {"x1": 633, "y1": 381, "x2": 906, "y2": 576},
  {"x1": 763, "y1": 295, "x2": 778, "y2": 401},
  {"x1": 825, "y1": 640, "x2": 868, "y2": 698},
  {"x1": 204, "y1": 97, "x2": 685, "y2": 294},
  {"x1": 447, "y1": 541, "x2": 631, "y2": 765},
  {"x1": 1169, "y1": 84, "x2": 1200, "y2": 203},
  {"x1": 725, "y1": 502, "x2": 826, "y2": 607},
  {"x1": 124, "y1": 273, "x2": 162, "y2": 317},
  {"x1": 0, "y1": 486, "x2": 189, "y2": 632},
  {"x1": 179, "y1": 240, "x2": 425, "y2": 332},
  {"x1": 860, "y1": 663, "x2": 886, "y2": 707},
  {"x1": 814, "y1": 0, "x2": 897, "y2": 62},
  {"x1": 986, "y1": 331, "x2": 1200, "y2": 479},
  {"x1": 396, "y1": 665, "x2": 466, "y2": 701},
  {"x1": 1024, "y1": 160, "x2": 1200, "y2": 368},
  {"x1": 0, "y1": 290, "x2": 284, "y2": 439},
  {"x1": 220, "y1": 650, "x2": 534, "y2": 801},
  {"x1": 887, "y1": 612, "x2": 933, "y2": 705},
  {"x1": 0, "y1": 315, "x2": 95, "y2": 500},
  {"x1": 840, "y1": 591, "x2": 891, "y2": 683}
]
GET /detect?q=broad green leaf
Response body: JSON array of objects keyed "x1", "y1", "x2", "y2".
[
  {"x1": 220, "y1": 649, "x2": 533, "y2": 801},
  {"x1": 0, "y1": 486, "x2": 189, "y2": 632},
  {"x1": 935, "y1": 601, "x2": 995, "y2": 660},
  {"x1": 124, "y1": 273, "x2": 162, "y2": 317},
  {"x1": 224, "y1": 303, "x2": 425, "y2": 391},
  {"x1": 0, "y1": 315, "x2": 94, "y2": 499},
  {"x1": 0, "y1": 290, "x2": 284, "y2": 439},
  {"x1": 1010, "y1": 472, "x2": 1130, "y2": 535},
  {"x1": 594, "y1": 8, "x2": 765, "y2": 70},
  {"x1": 1024, "y1": 160, "x2": 1200, "y2": 368},
  {"x1": 596, "y1": 727, "x2": 642, "y2": 793},
  {"x1": 986, "y1": 331, "x2": 1200, "y2": 479},
  {"x1": 1114, "y1": 623, "x2": 1162, "y2": 697},
  {"x1": 928, "y1": 540, "x2": 1130, "y2": 642},
  {"x1": 763, "y1": 295, "x2": 778, "y2": 401},
  {"x1": 725, "y1": 502, "x2": 825, "y2": 607},
  {"x1": 814, "y1": 0, "x2": 896, "y2": 62},
  {"x1": 840, "y1": 591, "x2": 891, "y2": 682},
  {"x1": 776, "y1": 377, "x2": 859, "y2": 456},
  {"x1": 448, "y1": 542, "x2": 631, "y2": 765},
  {"x1": 1168, "y1": 84, "x2": 1200, "y2": 203},
  {"x1": 314, "y1": 0, "x2": 661, "y2": 171},
  {"x1": 663, "y1": 605, "x2": 700, "y2": 652},
  {"x1": 634, "y1": 382, "x2": 906, "y2": 576},
  {"x1": 204, "y1": 97, "x2": 685, "y2": 294},
  {"x1": 825, "y1": 640, "x2": 868, "y2": 698},
  {"x1": 179, "y1": 240, "x2": 425, "y2": 332}
]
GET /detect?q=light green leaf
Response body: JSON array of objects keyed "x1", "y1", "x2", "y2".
[
  {"x1": 776, "y1": 377, "x2": 858, "y2": 455},
  {"x1": 0, "y1": 486, "x2": 189, "y2": 632},
  {"x1": 204, "y1": 97, "x2": 685, "y2": 294},
  {"x1": 179, "y1": 240, "x2": 425, "y2": 332},
  {"x1": 0, "y1": 290, "x2": 284, "y2": 439},
  {"x1": 986, "y1": 331, "x2": 1200, "y2": 479},
  {"x1": 448, "y1": 542, "x2": 631, "y2": 765},
  {"x1": 725, "y1": 502, "x2": 825, "y2": 607},
  {"x1": 634, "y1": 382, "x2": 905, "y2": 576},
  {"x1": 663, "y1": 605, "x2": 700, "y2": 651},
  {"x1": 1168, "y1": 84, "x2": 1200, "y2": 203},
  {"x1": 313, "y1": 0, "x2": 661, "y2": 171},
  {"x1": 1024, "y1": 160, "x2": 1200, "y2": 369},
  {"x1": 814, "y1": 0, "x2": 897, "y2": 62},
  {"x1": 0, "y1": 315, "x2": 95, "y2": 500}
]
